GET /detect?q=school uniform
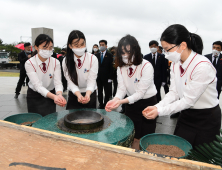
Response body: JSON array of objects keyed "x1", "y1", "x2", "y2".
[
  {"x1": 115, "y1": 59, "x2": 157, "y2": 139},
  {"x1": 63, "y1": 52, "x2": 98, "y2": 110},
  {"x1": 25, "y1": 55, "x2": 63, "y2": 117},
  {"x1": 155, "y1": 51, "x2": 221, "y2": 147}
]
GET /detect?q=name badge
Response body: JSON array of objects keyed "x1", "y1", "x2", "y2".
[
  {"x1": 134, "y1": 78, "x2": 140, "y2": 83},
  {"x1": 84, "y1": 68, "x2": 89, "y2": 73},
  {"x1": 49, "y1": 74, "x2": 53, "y2": 79}
]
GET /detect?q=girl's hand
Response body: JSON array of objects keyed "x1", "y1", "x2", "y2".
[
  {"x1": 54, "y1": 95, "x2": 65, "y2": 107},
  {"x1": 77, "y1": 95, "x2": 84, "y2": 104},
  {"x1": 142, "y1": 106, "x2": 158, "y2": 119},
  {"x1": 57, "y1": 94, "x2": 67, "y2": 107},
  {"x1": 82, "y1": 94, "x2": 90, "y2": 104},
  {"x1": 105, "y1": 99, "x2": 120, "y2": 112}
]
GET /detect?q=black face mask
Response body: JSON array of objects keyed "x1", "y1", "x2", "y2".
[{"x1": 61, "y1": 52, "x2": 65, "y2": 55}]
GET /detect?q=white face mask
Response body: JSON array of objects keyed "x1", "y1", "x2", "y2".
[
  {"x1": 212, "y1": 49, "x2": 220, "y2": 57},
  {"x1": 72, "y1": 47, "x2": 86, "y2": 56},
  {"x1": 39, "y1": 49, "x2": 53, "y2": 59},
  {"x1": 122, "y1": 55, "x2": 134, "y2": 64},
  {"x1": 165, "y1": 46, "x2": 183, "y2": 63},
  {"x1": 93, "y1": 48, "x2": 98, "y2": 52},
  {"x1": 150, "y1": 47, "x2": 157, "y2": 53}
]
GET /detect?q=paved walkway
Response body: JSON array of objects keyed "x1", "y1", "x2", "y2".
[{"x1": 0, "y1": 76, "x2": 221, "y2": 135}]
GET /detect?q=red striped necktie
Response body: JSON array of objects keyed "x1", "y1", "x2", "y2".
[
  {"x1": 42, "y1": 63, "x2": 46, "y2": 71},
  {"x1": 180, "y1": 65, "x2": 184, "y2": 74},
  {"x1": 129, "y1": 67, "x2": 133, "y2": 76},
  {"x1": 77, "y1": 59, "x2": 81, "y2": 67}
]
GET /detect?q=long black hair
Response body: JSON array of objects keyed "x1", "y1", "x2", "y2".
[
  {"x1": 160, "y1": 24, "x2": 203, "y2": 54},
  {"x1": 115, "y1": 34, "x2": 142, "y2": 67},
  {"x1": 32, "y1": 34, "x2": 53, "y2": 56},
  {"x1": 65, "y1": 30, "x2": 86, "y2": 86}
]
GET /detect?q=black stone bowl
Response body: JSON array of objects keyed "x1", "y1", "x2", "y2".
[{"x1": 64, "y1": 110, "x2": 104, "y2": 130}]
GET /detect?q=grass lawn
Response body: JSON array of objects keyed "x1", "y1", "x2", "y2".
[{"x1": 0, "y1": 72, "x2": 19, "y2": 77}]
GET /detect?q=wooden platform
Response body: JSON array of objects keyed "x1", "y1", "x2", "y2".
[{"x1": 0, "y1": 120, "x2": 221, "y2": 170}]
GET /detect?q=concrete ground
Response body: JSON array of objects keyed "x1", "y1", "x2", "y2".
[{"x1": 0, "y1": 73, "x2": 221, "y2": 135}]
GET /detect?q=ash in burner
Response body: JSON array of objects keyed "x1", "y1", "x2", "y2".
[
  {"x1": 71, "y1": 119, "x2": 94, "y2": 124},
  {"x1": 57, "y1": 115, "x2": 111, "y2": 134}
]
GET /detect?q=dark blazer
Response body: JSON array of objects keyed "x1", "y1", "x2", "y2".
[
  {"x1": 95, "y1": 50, "x2": 113, "y2": 82},
  {"x1": 18, "y1": 51, "x2": 29, "y2": 71},
  {"x1": 205, "y1": 53, "x2": 222, "y2": 84},
  {"x1": 143, "y1": 52, "x2": 167, "y2": 86}
]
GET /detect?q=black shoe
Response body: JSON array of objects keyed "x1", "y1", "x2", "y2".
[
  {"x1": 98, "y1": 105, "x2": 104, "y2": 109},
  {"x1": 170, "y1": 112, "x2": 180, "y2": 118},
  {"x1": 14, "y1": 94, "x2": 19, "y2": 99},
  {"x1": 23, "y1": 83, "x2": 25, "y2": 86},
  {"x1": 119, "y1": 109, "x2": 125, "y2": 113}
]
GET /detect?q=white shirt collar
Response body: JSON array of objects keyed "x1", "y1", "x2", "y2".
[
  {"x1": 101, "y1": 50, "x2": 107, "y2": 56},
  {"x1": 151, "y1": 52, "x2": 157, "y2": 58},
  {"x1": 212, "y1": 53, "x2": 220, "y2": 58},
  {"x1": 36, "y1": 54, "x2": 49, "y2": 66},
  {"x1": 180, "y1": 50, "x2": 196, "y2": 69},
  {"x1": 74, "y1": 53, "x2": 85, "y2": 62}
]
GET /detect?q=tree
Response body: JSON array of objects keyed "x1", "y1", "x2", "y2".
[
  {"x1": 0, "y1": 39, "x2": 3, "y2": 45},
  {"x1": 54, "y1": 46, "x2": 61, "y2": 54}
]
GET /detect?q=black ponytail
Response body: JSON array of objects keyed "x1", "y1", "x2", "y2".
[
  {"x1": 32, "y1": 34, "x2": 53, "y2": 57},
  {"x1": 65, "y1": 30, "x2": 86, "y2": 86},
  {"x1": 160, "y1": 24, "x2": 203, "y2": 54}
]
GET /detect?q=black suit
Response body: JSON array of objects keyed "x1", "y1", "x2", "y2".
[
  {"x1": 205, "y1": 53, "x2": 222, "y2": 98},
  {"x1": 15, "y1": 51, "x2": 30, "y2": 95},
  {"x1": 95, "y1": 50, "x2": 113, "y2": 108},
  {"x1": 58, "y1": 55, "x2": 67, "y2": 91},
  {"x1": 143, "y1": 52, "x2": 167, "y2": 102}
]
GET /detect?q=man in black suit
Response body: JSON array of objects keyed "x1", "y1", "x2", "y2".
[
  {"x1": 158, "y1": 46, "x2": 170, "y2": 94},
  {"x1": 14, "y1": 42, "x2": 32, "y2": 99},
  {"x1": 205, "y1": 41, "x2": 222, "y2": 98},
  {"x1": 144, "y1": 40, "x2": 167, "y2": 102},
  {"x1": 95, "y1": 40, "x2": 113, "y2": 109},
  {"x1": 58, "y1": 48, "x2": 67, "y2": 91}
]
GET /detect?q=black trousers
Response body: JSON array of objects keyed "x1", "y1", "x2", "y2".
[
  {"x1": 15, "y1": 69, "x2": 29, "y2": 95},
  {"x1": 154, "y1": 82, "x2": 161, "y2": 103},
  {"x1": 216, "y1": 82, "x2": 221, "y2": 99},
  {"x1": 66, "y1": 91, "x2": 97, "y2": 110},
  {"x1": 174, "y1": 105, "x2": 221, "y2": 148},
  {"x1": 125, "y1": 95, "x2": 157, "y2": 139},
  {"x1": 27, "y1": 88, "x2": 56, "y2": 117},
  {"x1": 164, "y1": 84, "x2": 169, "y2": 94},
  {"x1": 109, "y1": 82, "x2": 113, "y2": 98},
  {"x1": 97, "y1": 80, "x2": 110, "y2": 107},
  {"x1": 113, "y1": 77, "x2": 117, "y2": 97}
]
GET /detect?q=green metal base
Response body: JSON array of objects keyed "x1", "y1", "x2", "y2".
[{"x1": 32, "y1": 109, "x2": 134, "y2": 146}]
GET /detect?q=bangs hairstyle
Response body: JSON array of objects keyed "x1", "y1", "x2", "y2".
[
  {"x1": 65, "y1": 30, "x2": 86, "y2": 86},
  {"x1": 160, "y1": 24, "x2": 203, "y2": 54},
  {"x1": 32, "y1": 34, "x2": 53, "y2": 56},
  {"x1": 115, "y1": 34, "x2": 142, "y2": 68}
]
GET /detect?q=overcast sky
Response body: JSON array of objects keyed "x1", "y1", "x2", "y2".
[{"x1": 1, "y1": 0, "x2": 222, "y2": 55}]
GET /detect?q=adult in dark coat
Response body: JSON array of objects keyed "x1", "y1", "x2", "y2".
[
  {"x1": 205, "y1": 41, "x2": 222, "y2": 98},
  {"x1": 57, "y1": 48, "x2": 67, "y2": 91},
  {"x1": 144, "y1": 40, "x2": 167, "y2": 102},
  {"x1": 14, "y1": 42, "x2": 32, "y2": 99},
  {"x1": 95, "y1": 40, "x2": 113, "y2": 109}
]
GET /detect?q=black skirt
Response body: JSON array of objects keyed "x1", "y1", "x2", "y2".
[
  {"x1": 125, "y1": 95, "x2": 157, "y2": 139},
  {"x1": 27, "y1": 87, "x2": 56, "y2": 117},
  {"x1": 174, "y1": 105, "x2": 221, "y2": 148},
  {"x1": 66, "y1": 91, "x2": 97, "y2": 110}
]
